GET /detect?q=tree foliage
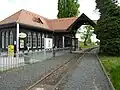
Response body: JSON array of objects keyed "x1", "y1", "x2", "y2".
[
  {"x1": 95, "y1": 0, "x2": 120, "y2": 56},
  {"x1": 81, "y1": 25, "x2": 94, "y2": 46},
  {"x1": 57, "y1": 0, "x2": 80, "y2": 18}
]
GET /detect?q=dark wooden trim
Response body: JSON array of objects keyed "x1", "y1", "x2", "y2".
[
  {"x1": 0, "y1": 23, "x2": 75, "y2": 51},
  {"x1": 19, "y1": 23, "x2": 53, "y2": 33},
  {"x1": 0, "y1": 27, "x2": 15, "y2": 51},
  {"x1": 0, "y1": 31, "x2": 1, "y2": 48},
  {"x1": 67, "y1": 13, "x2": 96, "y2": 32},
  {"x1": 0, "y1": 23, "x2": 16, "y2": 29}
]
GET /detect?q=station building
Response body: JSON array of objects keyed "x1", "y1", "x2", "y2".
[{"x1": 0, "y1": 9, "x2": 96, "y2": 53}]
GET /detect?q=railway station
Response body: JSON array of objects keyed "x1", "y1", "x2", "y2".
[
  {"x1": 0, "y1": 3, "x2": 116, "y2": 90},
  {"x1": 0, "y1": 9, "x2": 95, "y2": 53}
]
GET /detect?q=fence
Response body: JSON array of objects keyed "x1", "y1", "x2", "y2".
[
  {"x1": 0, "y1": 48, "x2": 70, "y2": 72},
  {"x1": 0, "y1": 52, "x2": 24, "y2": 71}
]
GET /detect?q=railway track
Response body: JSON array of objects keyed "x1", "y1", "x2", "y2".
[{"x1": 26, "y1": 48, "x2": 93, "y2": 90}]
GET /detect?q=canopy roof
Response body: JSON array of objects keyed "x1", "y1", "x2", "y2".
[{"x1": 0, "y1": 9, "x2": 96, "y2": 32}]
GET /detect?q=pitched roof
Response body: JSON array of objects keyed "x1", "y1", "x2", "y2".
[
  {"x1": 0, "y1": 9, "x2": 96, "y2": 32},
  {"x1": 0, "y1": 9, "x2": 77, "y2": 31},
  {"x1": 0, "y1": 9, "x2": 52, "y2": 30},
  {"x1": 49, "y1": 17, "x2": 77, "y2": 31}
]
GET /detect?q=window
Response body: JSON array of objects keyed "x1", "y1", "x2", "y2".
[
  {"x1": 10, "y1": 31, "x2": 13, "y2": 45},
  {"x1": 38, "y1": 33, "x2": 41, "y2": 48},
  {"x1": 6, "y1": 32, "x2": 8, "y2": 48},
  {"x1": 28, "y1": 32, "x2": 32, "y2": 48},
  {"x1": 2, "y1": 32, "x2": 4, "y2": 48},
  {"x1": 33, "y1": 33, "x2": 37, "y2": 48},
  {"x1": 46, "y1": 34, "x2": 48, "y2": 38},
  {"x1": 42, "y1": 34, "x2": 44, "y2": 48},
  {"x1": 32, "y1": 17, "x2": 43, "y2": 24}
]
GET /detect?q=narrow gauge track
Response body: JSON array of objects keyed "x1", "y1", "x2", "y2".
[{"x1": 26, "y1": 48, "x2": 93, "y2": 90}]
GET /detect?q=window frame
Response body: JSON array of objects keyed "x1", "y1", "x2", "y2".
[
  {"x1": 6, "y1": 31, "x2": 8, "y2": 48},
  {"x1": 27, "y1": 32, "x2": 32, "y2": 48},
  {"x1": 42, "y1": 33, "x2": 44, "y2": 48},
  {"x1": 2, "y1": 32, "x2": 5, "y2": 48},
  {"x1": 37, "y1": 33, "x2": 41, "y2": 48},
  {"x1": 33, "y1": 32, "x2": 37, "y2": 48},
  {"x1": 10, "y1": 31, "x2": 13, "y2": 45}
]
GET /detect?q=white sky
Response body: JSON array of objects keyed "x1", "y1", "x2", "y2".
[{"x1": 0, "y1": 0, "x2": 100, "y2": 21}]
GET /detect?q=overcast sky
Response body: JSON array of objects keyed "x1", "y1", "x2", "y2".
[{"x1": 0, "y1": 0, "x2": 100, "y2": 21}]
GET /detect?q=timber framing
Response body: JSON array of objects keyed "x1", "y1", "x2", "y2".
[{"x1": 0, "y1": 9, "x2": 96, "y2": 51}]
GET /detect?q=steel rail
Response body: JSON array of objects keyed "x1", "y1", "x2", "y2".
[{"x1": 26, "y1": 48, "x2": 93, "y2": 90}]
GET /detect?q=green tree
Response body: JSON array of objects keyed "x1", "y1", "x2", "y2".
[
  {"x1": 82, "y1": 25, "x2": 94, "y2": 46},
  {"x1": 95, "y1": 40, "x2": 100, "y2": 45},
  {"x1": 95, "y1": 0, "x2": 120, "y2": 55},
  {"x1": 57, "y1": 0, "x2": 80, "y2": 18}
]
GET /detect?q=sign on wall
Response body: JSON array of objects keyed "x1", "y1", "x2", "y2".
[
  {"x1": 8, "y1": 45, "x2": 14, "y2": 56},
  {"x1": 44, "y1": 38, "x2": 53, "y2": 49},
  {"x1": 19, "y1": 32, "x2": 27, "y2": 38},
  {"x1": 20, "y1": 40, "x2": 24, "y2": 48}
]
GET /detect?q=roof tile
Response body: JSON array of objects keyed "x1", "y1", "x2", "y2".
[{"x1": 0, "y1": 9, "x2": 77, "y2": 31}]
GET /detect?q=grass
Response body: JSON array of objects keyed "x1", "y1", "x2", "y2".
[
  {"x1": 79, "y1": 42, "x2": 96, "y2": 49},
  {"x1": 100, "y1": 55, "x2": 120, "y2": 90}
]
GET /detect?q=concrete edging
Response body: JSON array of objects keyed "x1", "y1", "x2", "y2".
[{"x1": 96, "y1": 54, "x2": 116, "y2": 90}]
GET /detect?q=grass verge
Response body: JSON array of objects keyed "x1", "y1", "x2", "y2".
[
  {"x1": 100, "y1": 55, "x2": 120, "y2": 90},
  {"x1": 79, "y1": 42, "x2": 96, "y2": 49}
]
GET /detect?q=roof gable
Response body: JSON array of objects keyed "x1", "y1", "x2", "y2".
[{"x1": 67, "y1": 13, "x2": 96, "y2": 32}]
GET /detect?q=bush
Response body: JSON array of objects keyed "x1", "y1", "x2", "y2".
[{"x1": 100, "y1": 39, "x2": 120, "y2": 56}]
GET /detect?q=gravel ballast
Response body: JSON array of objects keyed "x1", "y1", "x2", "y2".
[
  {"x1": 56, "y1": 49, "x2": 112, "y2": 90},
  {"x1": 0, "y1": 51, "x2": 79, "y2": 90}
]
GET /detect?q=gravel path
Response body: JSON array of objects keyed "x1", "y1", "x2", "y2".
[
  {"x1": 57, "y1": 49, "x2": 112, "y2": 90},
  {"x1": 0, "y1": 51, "x2": 79, "y2": 90}
]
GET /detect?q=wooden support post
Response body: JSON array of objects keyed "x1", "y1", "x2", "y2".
[
  {"x1": 44, "y1": 35, "x2": 46, "y2": 59},
  {"x1": 73, "y1": 34, "x2": 76, "y2": 51},
  {"x1": 62, "y1": 36, "x2": 64, "y2": 51},
  {"x1": 70, "y1": 35, "x2": 72, "y2": 53},
  {"x1": 52, "y1": 33, "x2": 55, "y2": 57}
]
